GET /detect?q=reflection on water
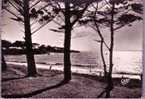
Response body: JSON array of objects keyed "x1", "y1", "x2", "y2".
[{"x1": 105, "y1": 51, "x2": 142, "y2": 74}]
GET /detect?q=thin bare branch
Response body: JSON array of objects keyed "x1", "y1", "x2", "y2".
[
  {"x1": 4, "y1": 8, "x2": 24, "y2": 23},
  {"x1": 44, "y1": 8, "x2": 63, "y2": 26},
  {"x1": 53, "y1": 19, "x2": 62, "y2": 26},
  {"x1": 8, "y1": 0, "x2": 23, "y2": 15},
  {"x1": 71, "y1": 3, "x2": 89, "y2": 27},
  {"x1": 8, "y1": 1, "x2": 19, "y2": 12},
  {"x1": 104, "y1": 0, "x2": 111, "y2": 8},
  {"x1": 58, "y1": 14, "x2": 65, "y2": 22},
  {"x1": 37, "y1": 3, "x2": 52, "y2": 13},
  {"x1": 30, "y1": 0, "x2": 41, "y2": 9},
  {"x1": 13, "y1": 0, "x2": 23, "y2": 9},
  {"x1": 114, "y1": 25, "x2": 125, "y2": 31},
  {"x1": 53, "y1": 0, "x2": 65, "y2": 14},
  {"x1": 31, "y1": 22, "x2": 49, "y2": 35},
  {"x1": 90, "y1": 25, "x2": 110, "y2": 50},
  {"x1": 30, "y1": 19, "x2": 39, "y2": 26}
]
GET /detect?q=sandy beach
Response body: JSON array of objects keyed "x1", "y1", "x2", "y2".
[{"x1": 2, "y1": 63, "x2": 142, "y2": 98}]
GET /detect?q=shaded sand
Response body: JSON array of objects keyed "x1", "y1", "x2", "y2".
[{"x1": 2, "y1": 64, "x2": 142, "y2": 98}]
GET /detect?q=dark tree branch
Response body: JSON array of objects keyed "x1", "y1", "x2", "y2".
[
  {"x1": 8, "y1": 0, "x2": 23, "y2": 15},
  {"x1": 31, "y1": 20, "x2": 51, "y2": 35},
  {"x1": 53, "y1": 19, "x2": 62, "y2": 26},
  {"x1": 36, "y1": 3, "x2": 52, "y2": 13},
  {"x1": 71, "y1": 2, "x2": 90, "y2": 27},
  {"x1": 54, "y1": 0, "x2": 65, "y2": 14},
  {"x1": 104, "y1": 0, "x2": 111, "y2": 8},
  {"x1": 90, "y1": 25, "x2": 110, "y2": 50},
  {"x1": 30, "y1": 19, "x2": 39, "y2": 26},
  {"x1": 31, "y1": 14, "x2": 57, "y2": 35},
  {"x1": 30, "y1": 0, "x2": 42, "y2": 9},
  {"x1": 4, "y1": 8, "x2": 24, "y2": 23}
]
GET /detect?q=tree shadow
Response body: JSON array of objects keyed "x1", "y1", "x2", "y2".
[
  {"x1": 2, "y1": 73, "x2": 41, "y2": 82},
  {"x1": 97, "y1": 89, "x2": 106, "y2": 98},
  {"x1": 2, "y1": 72, "x2": 62, "y2": 82},
  {"x1": 38, "y1": 73, "x2": 62, "y2": 78},
  {"x1": 2, "y1": 76, "x2": 27, "y2": 82},
  {"x1": 2, "y1": 80, "x2": 67, "y2": 98}
]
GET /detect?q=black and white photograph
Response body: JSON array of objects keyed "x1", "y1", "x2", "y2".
[{"x1": 1, "y1": 0, "x2": 143, "y2": 98}]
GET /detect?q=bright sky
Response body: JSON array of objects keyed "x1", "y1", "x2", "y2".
[{"x1": 1, "y1": 1, "x2": 143, "y2": 51}]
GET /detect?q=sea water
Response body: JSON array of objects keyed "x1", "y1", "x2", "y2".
[{"x1": 5, "y1": 51, "x2": 143, "y2": 79}]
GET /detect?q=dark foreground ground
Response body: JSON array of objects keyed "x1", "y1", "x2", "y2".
[{"x1": 2, "y1": 64, "x2": 142, "y2": 98}]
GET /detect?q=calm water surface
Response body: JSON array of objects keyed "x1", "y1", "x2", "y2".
[{"x1": 5, "y1": 51, "x2": 143, "y2": 79}]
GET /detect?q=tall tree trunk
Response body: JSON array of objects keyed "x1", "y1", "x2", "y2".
[
  {"x1": 23, "y1": 0, "x2": 37, "y2": 77},
  {"x1": 105, "y1": 3, "x2": 115, "y2": 98},
  {"x1": 100, "y1": 40, "x2": 107, "y2": 79},
  {"x1": 94, "y1": 20, "x2": 107, "y2": 79},
  {"x1": 63, "y1": 0, "x2": 72, "y2": 82},
  {"x1": 2, "y1": 51, "x2": 7, "y2": 71}
]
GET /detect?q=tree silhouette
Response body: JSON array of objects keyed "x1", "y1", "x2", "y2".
[
  {"x1": 2, "y1": 40, "x2": 12, "y2": 50},
  {"x1": 98, "y1": 0, "x2": 142, "y2": 97},
  {"x1": 44, "y1": 0, "x2": 97, "y2": 82},
  {"x1": 38, "y1": 44, "x2": 48, "y2": 53},
  {"x1": 2, "y1": 0, "x2": 57, "y2": 77},
  {"x1": 12, "y1": 40, "x2": 25, "y2": 49},
  {"x1": 2, "y1": 50, "x2": 7, "y2": 71},
  {"x1": 2, "y1": 40, "x2": 12, "y2": 71},
  {"x1": 2, "y1": 52, "x2": 7, "y2": 71},
  {"x1": 78, "y1": 0, "x2": 143, "y2": 97}
]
